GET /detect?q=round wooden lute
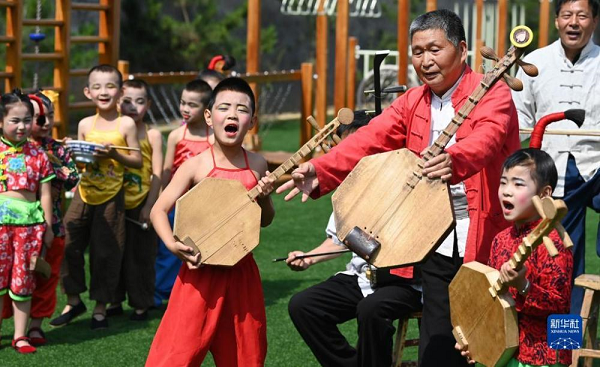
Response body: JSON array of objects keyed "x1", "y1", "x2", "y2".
[
  {"x1": 449, "y1": 196, "x2": 569, "y2": 367},
  {"x1": 331, "y1": 26, "x2": 537, "y2": 268},
  {"x1": 173, "y1": 108, "x2": 354, "y2": 266}
]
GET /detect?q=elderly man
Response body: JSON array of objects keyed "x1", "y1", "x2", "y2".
[
  {"x1": 278, "y1": 9, "x2": 521, "y2": 367},
  {"x1": 512, "y1": 0, "x2": 600, "y2": 314}
]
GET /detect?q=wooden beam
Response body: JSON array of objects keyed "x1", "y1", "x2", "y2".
[
  {"x1": 22, "y1": 19, "x2": 64, "y2": 26},
  {"x1": 69, "y1": 101, "x2": 96, "y2": 110},
  {"x1": 22, "y1": 52, "x2": 63, "y2": 61},
  {"x1": 539, "y1": 0, "x2": 550, "y2": 47},
  {"x1": 71, "y1": 36, "x2": 110, "y2": 43},
  {"x1": 426, "y1": 0, "x2": 436, "y2": 12},
  {"x1": 118, "y1": 60, "x2": 130, "y2": 80},
  {"x1": 334, "y1": 0, "x2": 349, "y2": 113},
  {"x1": 99, "y1": 0, "x2": 120, "y2": 65},
  {"x1": 5, "y1": 0, "x2": 21, "y2": 92},
  {"x1": 475, "y1": 0, "x2": 484, "y2": 72},
  {"x1": 346, "y1": 37, "x2": 357, "y2": 111},
  {"x1": 316, "y1": 0, "x2": 327, "y2": 129},
  {"x1": 0, "y1": 0, "x2": 15, "y2": 7},
  {"x1": 246, "y1": 0, "x2": 261, "y2": 143},
  {"x1": 497, "y1": 0, "x2": 507, "y2": 55},
  {"x1": 0, "y1": 35, "x2": 15, "y2": 43},
  {"x1": 300, "y1": 62, "x2": 314, "y2": 148},
  {"x1": 71, "y1": 2, "x2": 109, "y2": 11},
  {"x1": 397, "y1": 0, "x2": 410, "y2": 85},
  {"x1": 54, "y1": 0, "x2": 71, "y2": 138}
]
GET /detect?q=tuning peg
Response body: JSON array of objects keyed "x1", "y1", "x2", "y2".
[
  {"x1": 517, "y1": 59, "x2": 539, "y2": 77},
  {"x1": 480, "y1": 46, "x2": 499, "y2": 61},
  {"x1": 542, "y1": 236, "x2": 559, "y2": 257},
  {"x1": 503, "y1": 74, "x2": 523, "y2": 91},
  {"x1": 555, "y1": 223, "x2": 574, "y2": 249},
  {"x1": 321, "y1": 143, "x2": 331, "y2": 153}
]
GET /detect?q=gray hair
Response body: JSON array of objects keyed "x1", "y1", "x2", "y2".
[{"x1": 409, "y1": 9, "x2": 467, "y2": 47}]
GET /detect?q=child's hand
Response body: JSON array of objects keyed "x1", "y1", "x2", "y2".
[
  {"x1": 43, "y1": 228, "x2": 54, "y2": 249},
  {"x1": 499, "y1": 262, "x2": 528, "y2": 292},
  {"x1": 139, "y1": 204, "x2": 152, "y2": 229},
  {"x1": 170, "y1": 241, "x2": 202, "y2": 270},
  {"x1": 94, "y1": 143, "x2": 117, "y2": 159},
  {"x1": 454, "y1": 343, "x2": 476, "y2": 364},
  {"x1": 256, "y1": 171, "x2": 275, "y2": 197},
  {"x1": 286, "y1": 251, "x2": 312, "y2": 271}
]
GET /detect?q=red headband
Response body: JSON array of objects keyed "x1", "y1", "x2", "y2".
[
  {"x1": 208, "y1": 55, "x2": 225, "y2": 70},
  {"x1": 27, "y1": 94, "x2": 46, "y2": 126}
]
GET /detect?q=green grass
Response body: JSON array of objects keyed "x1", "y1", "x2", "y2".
[{"x1": 0, "y1": 120, "x2": 597, "y2": 366}]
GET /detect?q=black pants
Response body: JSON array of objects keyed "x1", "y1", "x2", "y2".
[
  {"x1": 418, "y1": 244, "x2": 469, "y2": 367},
  {"x1": 288, "y1": 274, "x2": 422, "y2": 367}
]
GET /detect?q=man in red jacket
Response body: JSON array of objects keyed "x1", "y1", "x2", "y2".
[{"x1": 278, "y1": 9, "x2": 521, "y2": 367}]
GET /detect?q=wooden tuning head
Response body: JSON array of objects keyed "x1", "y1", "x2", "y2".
[
  {"x1": 555, "y1": 223, "x2": 574, "y2": 249},
  {"x1": 542, "y1": 236, "x2": 559, "y2": 257},
  {"x1": 336, "y1": 108, "x2": 354, "y2": 125},
  {"x1": 516, "y1": 59, "x2": 539, "y2": 77},
  {"x1": 480, "y1": 46, "x2": 499, "y2": 61},
  {"x1": 503, "y1": 74, "x2": 524, "y2": 91}
]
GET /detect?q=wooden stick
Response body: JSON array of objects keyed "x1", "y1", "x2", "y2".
[
  {"x1": 520, "y1": 128, "x2": 600, "y2": 137},
  {"x1": 273, "y1": 249, "x2": 350, "y2": 262},
  {"x1": 110, "y1": 145, "x2": 141, "y2": 151}
]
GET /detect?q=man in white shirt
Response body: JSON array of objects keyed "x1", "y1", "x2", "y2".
[{"x1": 512, "y1": 0, "x2": 600, "y2": 313}]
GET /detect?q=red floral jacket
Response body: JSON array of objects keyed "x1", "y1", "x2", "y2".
[{"x1": 488, "y1": 220, "x2": 573, "y2": 366}]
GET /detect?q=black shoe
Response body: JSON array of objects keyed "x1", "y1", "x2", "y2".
[
  {"x1": 106, "y1": 304, "x2": 124, "y2": 317},
  {"x1": 49, "y1": 302, "x2": 87, "y2": 327},
  {"x1": 91, "y1": 313, "x2": 108, "y2": 330},
  {"x1": 129, "y1": 310, "x2": 148, "y2": 321}
]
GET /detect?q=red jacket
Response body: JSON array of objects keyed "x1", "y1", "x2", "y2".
[{"x1": 311, "y1": 66, "x2": 521, "y2": 263}]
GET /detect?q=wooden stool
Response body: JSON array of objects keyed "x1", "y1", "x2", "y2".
[
  {"x1": 392, "y1": 311, "x2": 422, "y2": 367},
  {"x1": 570, "y1": 274, "x2": 600, "y2": 367}
]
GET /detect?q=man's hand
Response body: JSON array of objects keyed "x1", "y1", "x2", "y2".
[
  {"x1": 285, "y1": 251, "x2": 312, "y2": 271},
  {"x1": 499, "y1": 262, "x2": 528, "y2": 292},
  {"x1": 421, "y1": 152, "x2": 453, "y2": 182},
  {"x1": 276, "y1": 162, "x2": 318, "y2": 202},
  {"x1": 454, "y1": 343, "x2": 476, "y2": 364}
]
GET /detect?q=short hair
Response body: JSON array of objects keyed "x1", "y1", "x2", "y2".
[
  {"x1": 555, "y1": 0, "x2": 599, "y2": 17},
  {"x1": 0, "y1": 89, "x2": 34, "y2": 120},
  {"x1": 184, "y1": 79, "x2": 212, "y2": 108},
  {"x1": 409, "y1": 9, "x2": 466, "y2": 47},
  {"x1": 502, "y1": 148, "x2": 558, "y2": 192},
  {"x1": 336, "y1": 110, "x2": 371, "y2": 137},
  {"x1": 87, "y1": 64, "x2": 123, "y2": 87},
  {"x1": 207, "y1": 77, "x2": 256, "y2": 116},
  {"x1": 123, "y1": 79, "x2": 150, "y2": 98}
]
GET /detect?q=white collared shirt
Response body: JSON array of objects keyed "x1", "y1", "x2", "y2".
[
  {"x1": 429, "y1": 75, "x2": 470, "y2": 258},
  {"x1": 512, "y1": 39, "x2": 600, "y2": 197}
]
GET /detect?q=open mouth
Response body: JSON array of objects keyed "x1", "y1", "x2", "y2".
[
  {"x1": 566, "y1": 31, "x2": 581, "y2": 39},
  {"x1": 98, "y1": 98, "x2": 111, "y2": 104},
  {"x1": 225, "y1": 123, "x2": 239, "y2": 135},
  {"x1": 502, "y1": 200, "x2": 514, "y2": 211}
]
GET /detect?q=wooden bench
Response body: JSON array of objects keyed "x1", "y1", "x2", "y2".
[
  {"x1": 392, "y1": 311, "x2": 422, "y2": 367},
  {"x1": 571, "y1": 274, "x2": 600, "y2": 367}
]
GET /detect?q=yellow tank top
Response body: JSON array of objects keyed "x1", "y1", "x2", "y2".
[
  {"x1": 78, "y1": 115, "x2": 128, "y2": 205},
  {"x1": 124, "y1": 127, "x2": 153, "y2": 209}
]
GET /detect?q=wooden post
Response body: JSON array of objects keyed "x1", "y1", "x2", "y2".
[
  {"x1": 397, "y1": 0, "x2": 410, "y2": 86},
  {"x1": 118, "y1": 60, "x2": 130, "y2": 80},
  {"x1": 246, "y1": 0, "x2": 261, "y2": 147},
  {"x1": 53, "y1": 0, "x2": 70, "y2": 138},
  {"x1": 346, "y1": 37, "x2": 357, "y2": 111},
  {"x1": 5, "y1": 0, "x2": 22, "y2": 92},
  {"x1": 316, "y1": 0, "x2": 327, "y2": 129},
  {"x1": 334, "y1": 0, "x2": 349, "y2": 113},
  {"x1": 497, "y1": 0, "x2": 507, "y2": 55},
  {"x1": 300, "y1": 62, "x2": 314, "y2": 148},
  {"x1": 539, "y1": 0, "x2": 550, "y2": 47},
  {"x1": 426, "y1": 0, "x2": 437, "y2": 12},
  {"x1": 475, "y1": 0, "x2": 484, "y2": 72},
  {"x1": 99, "y1": 0, "x2": 120, "y2": 65}
]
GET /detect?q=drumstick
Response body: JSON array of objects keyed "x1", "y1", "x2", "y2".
[
  {"x1": 125, "y1": 217, "x2": 149, "y2": 230},
  {"x1": 109, "y1": 145, "x2": 141, "y2": 151},
  {"x1": 520, "y1": 128, "x2": 600, "y2": 137},
  {"x1": 273, "y1": 249, "x2": 350, "y2": 262}
]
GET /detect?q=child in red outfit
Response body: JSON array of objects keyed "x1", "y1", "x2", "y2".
[
  {"x1": 148, "y1": 78, "x2": 275, "y2": 367},
  {"x1": 154, "y1": 79, "x2": 214, "y2": 306},
  {"x1": 458, "y1": 148, "x2": 573, "y2": 367},
  {"x1": 0, "y1": 90, "x2": 55, "y2": 354}
]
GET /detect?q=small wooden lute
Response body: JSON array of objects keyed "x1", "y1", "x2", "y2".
[
  {"x1": 331, "y1": 26, "x2": 537, "y2": 267},
  {"x1": 173, "y1": 108, "x2": 353, "y2": 266},
  {"x1": 449, "y1": 196, "x2": 569, "y2": 367}
]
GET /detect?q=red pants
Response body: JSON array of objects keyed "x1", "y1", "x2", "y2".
[
  {"x1": 146, "y1": 254, "x2": 267, "y2": 367},
  {"x1": 2, "y1": 236, "x2": 65, "y2": 319},
  {"x1": 0, "y1": 224, "x2": 44, "y2": 298}
]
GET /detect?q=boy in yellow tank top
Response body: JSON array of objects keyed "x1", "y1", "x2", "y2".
[
  {"x1": 50, "y1": 65, "x2": 142, "y2": 330},
  {"x1": 104, "y1": 79, "x2": 163, "y2": 321}
]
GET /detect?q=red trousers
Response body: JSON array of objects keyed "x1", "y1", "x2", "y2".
[
  {"x1": 0, "y1": 224, "x2": 44, "y2": 298},
  {"x1": 146, "y1": 254, "x2": 267, "y2": 367},
  {"x1": 3, "y1": 236, "x2": 65, "y2": 318}
]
